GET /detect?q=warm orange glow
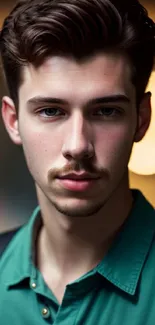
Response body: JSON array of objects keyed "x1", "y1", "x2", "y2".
[{"x1": 129, "y1": 71, "x2": 155, "y2": 175}]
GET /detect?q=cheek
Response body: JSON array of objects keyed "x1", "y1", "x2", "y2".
[
  {"x1": 95, "y1": 125, "x2": 134, "y2": 165},
  {"x1": 19, "y1": 128, "x2": 61, "y2": 176}
]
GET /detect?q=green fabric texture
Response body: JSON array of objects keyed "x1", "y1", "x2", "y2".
[{"x1": 1, "y1": 190, "x2": 155, "y2": 324}]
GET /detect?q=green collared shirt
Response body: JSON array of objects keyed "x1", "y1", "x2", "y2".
[{"x1": 1, "y1": 190, "x2": 155, "y2": 324}]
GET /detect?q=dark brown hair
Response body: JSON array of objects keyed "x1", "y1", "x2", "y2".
[{"x1": 0, "y1": 0, "x2": 155, "y2": 107}]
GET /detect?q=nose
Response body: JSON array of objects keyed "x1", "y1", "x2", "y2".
[{"x1": 62, "y1": 112, "x2": 94, "y2": 161}]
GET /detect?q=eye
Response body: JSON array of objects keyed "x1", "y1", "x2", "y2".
[
  {"x1": 95, "y1": 107, "x2": 121, "y2": 116},
  {"x1": 38, "y1": 107, "x2": 65, "y2": 117}
]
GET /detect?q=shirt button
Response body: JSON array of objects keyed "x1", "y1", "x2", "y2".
[
  {"x1": 41, "y1": 307, "x2": 50, "y2": 319},
  {"x1": 31, "y1": 282, "x2": 37, "y2": 289}
]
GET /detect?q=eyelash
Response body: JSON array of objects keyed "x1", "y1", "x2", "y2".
[
  {"x1": 37, "y1": 107, "x2": 123, "y2": 119},
  {"x1": 37, "y1": 107, "x2": 65, "y2": 117},
  {"x1": 94, "y1": 107, "x2": 122, "y2": 117}
]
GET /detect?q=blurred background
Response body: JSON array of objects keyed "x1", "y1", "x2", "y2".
[{"x1": 0, "y1": 0, "x2": 155, "y2": 232}]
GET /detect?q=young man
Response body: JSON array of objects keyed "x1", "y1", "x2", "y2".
[{"x1": 0, "y1": 0, "x2": 155, "y2": 323}]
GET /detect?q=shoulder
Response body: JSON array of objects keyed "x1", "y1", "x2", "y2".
[
  {"x1": 0, "y1": 224, "x2": 27, "y2": 279},
  {"x1": 0, "y1": 227, "x2": 21, "y2": 257}
]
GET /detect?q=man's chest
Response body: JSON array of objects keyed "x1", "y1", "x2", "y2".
[{"x1": 1, "y1": 285, "x2": 155, "y2": 325}]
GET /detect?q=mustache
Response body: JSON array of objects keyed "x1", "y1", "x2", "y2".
[{"x1": 48, "y1": 161, "x2": 108, "y2": 179}]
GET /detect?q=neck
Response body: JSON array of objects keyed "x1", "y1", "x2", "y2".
[{"x1": 36, "y1": 173, "x2": 133, "y2": 282}]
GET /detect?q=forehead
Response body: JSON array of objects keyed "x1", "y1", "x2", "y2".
[{"x1": 19, "y1": 53, "x2": 134, "y2": 104}]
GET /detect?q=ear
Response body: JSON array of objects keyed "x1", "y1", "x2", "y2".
[
  {"x1": 134, "y1": 92, "x2": 152, "y2": 143},
  {"x1": 1, "y1": 96, "x2": 22, "y2": 145}
]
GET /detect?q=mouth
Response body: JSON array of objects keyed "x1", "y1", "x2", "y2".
[
  {"x1": 56, "y1": 173, "x2": 100, "y2": 192},
  {"x1": 57, "y1": 173, "x2": 100, "y2": 180}
]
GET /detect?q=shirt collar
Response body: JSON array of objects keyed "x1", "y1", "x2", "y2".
[
  {"x1": 97, "y1": 190, "x2": 155, "y2": 295},
  {"x1": 3, "y1": 206, "x2": 41, "y2": 287},
  {"x1": 4, "y1": 191, "x2": 155, "y2": 296}
]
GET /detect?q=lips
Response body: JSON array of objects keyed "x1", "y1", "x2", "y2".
[
  {"x1": 57, "y1": 173, "x2": 99, "y2": 180},
  {"x1": 56, "y1": 173, "x2": 100, "y2": 192}
]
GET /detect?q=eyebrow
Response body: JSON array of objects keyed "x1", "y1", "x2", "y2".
[
  {"x1": 27, "y1": 94, "x2": 130, "y2": 107},
  {"x1": 88, "y1": 95, "x2": 130, "y2": 105}
]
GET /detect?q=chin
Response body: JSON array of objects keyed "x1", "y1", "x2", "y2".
[{"x1": 51, "y1": 198, "x2": 104, "y2": 218}]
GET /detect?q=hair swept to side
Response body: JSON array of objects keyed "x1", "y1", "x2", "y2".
[{"x1": 0, "y1": 0, "x2": 155, "y2": 106}]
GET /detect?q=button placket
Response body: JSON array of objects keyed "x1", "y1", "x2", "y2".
[{"x1": 30, "y1": 265, "x2": 38, "y2": 290}]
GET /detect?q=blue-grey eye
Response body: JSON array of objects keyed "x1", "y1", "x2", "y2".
[
  {"x1": 97, "y1": 107, "x2": 118, "y2": 116},
  {"x1": 39, "y1": 107, "x2": 64, "y2": 117}
]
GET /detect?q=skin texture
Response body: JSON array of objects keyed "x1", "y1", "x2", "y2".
[{"x1": 2, "y1": 52, "x2": 151, "y2": 302}]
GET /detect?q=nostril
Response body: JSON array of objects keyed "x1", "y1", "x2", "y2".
[{"x1": 62, "y1": 145, "x2": 94, "y2": 161}]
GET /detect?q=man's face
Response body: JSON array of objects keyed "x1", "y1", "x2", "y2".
[{"x1": 2, "y1": 53, "x2": 150, "y2": 217}]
